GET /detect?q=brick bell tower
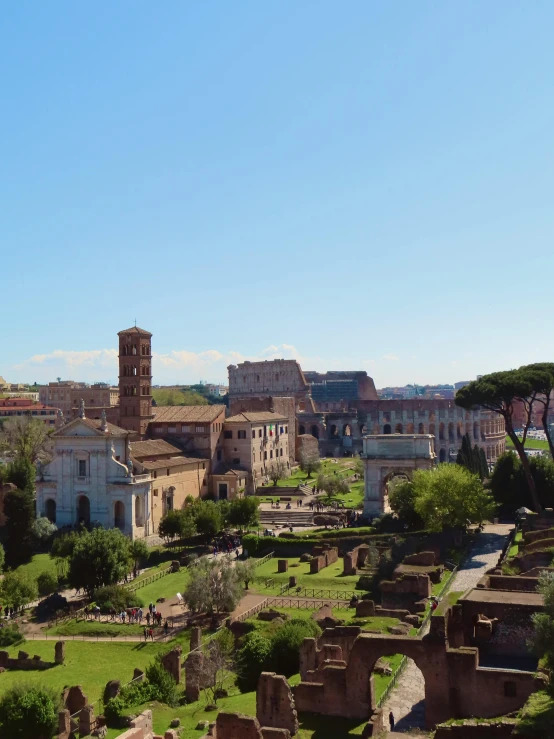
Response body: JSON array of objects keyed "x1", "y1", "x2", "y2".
[{"x1": 118, "y1": 325, "x2": 153, "y2": 439}]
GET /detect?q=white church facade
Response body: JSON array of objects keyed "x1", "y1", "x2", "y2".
[{"x1": 36, "y1": 407, "x2": 151, "y2": 539}]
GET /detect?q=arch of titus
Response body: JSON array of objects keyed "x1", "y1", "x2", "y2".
[{"x1": 362, "y1": 434, "x2": 435, "y2": 517}]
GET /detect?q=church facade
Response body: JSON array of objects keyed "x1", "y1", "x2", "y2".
[{"x1": 36, "y1": 408, "x2": 151, "y2": 538}]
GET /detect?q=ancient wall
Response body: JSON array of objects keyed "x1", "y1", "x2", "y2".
[
  {"x1": 380, "y1": 573, "x2": 431, "y2": 612},
  {"x1": 310, "y1": 545, "x2": 338, "y2": 573},
  {"x1": 434, "y1": 720, "x2": 516, "y2": 738},
  {"x1": 0, "y1": 643, "x2": 65, "y2": 671},
  {"x1": 343, "y1": 544, "x2": 369, "y2": 576},
  {"x1": 256, "y1": 673, "x2": 298, "y2": 735}
]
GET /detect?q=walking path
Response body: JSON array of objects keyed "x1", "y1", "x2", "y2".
[{"x1": 381, "y1": 523, "x2": 513, "y2": 733}]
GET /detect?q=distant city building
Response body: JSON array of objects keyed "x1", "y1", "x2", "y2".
[
  {"x1": 39, "y1": 381, "x2": 119, "y2": 419},
  {"x1": 204, "y1": 383, "x2": 228, "y2": 396},
  {"x1": 0, "y1": 398, "x2": 58, "y2": 426},
  {"x1": 303, "y1": 371, "x2": 379, "y2": 410}
]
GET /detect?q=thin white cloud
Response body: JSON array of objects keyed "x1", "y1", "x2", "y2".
[{"x1": 382, "y1": 354, "x2": 399, "y2": 361}]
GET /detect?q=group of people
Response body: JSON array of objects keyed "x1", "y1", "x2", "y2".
[
  {"x1": 212, "y1": 533, "x2": 241, "y2": 558},
  {"x1": 0, "y1": 605, "x2": 17, "y2": 620}
]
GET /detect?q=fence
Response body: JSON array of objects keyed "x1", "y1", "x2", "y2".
[
  {"x1": 233, "y1": 599, "x2": 269, "y2": 622},
  {"x1": 278, "y1": 584, "x2": 354, "y2": 599},
  {"x1": 127, "y1": 564, "x2": 172, "y2": 593},
  {"x1": 266, "y1": 597, "x2": 351, "y2": 610},
  {"x1": 253, "y1": 551, "x2": 274, "y2": 568},
  {"x1": 376, "y1": 563, "x2": 459, "y2": 708}
]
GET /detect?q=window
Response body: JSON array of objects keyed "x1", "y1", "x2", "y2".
[
  {"x1": 238, "y1": 430, "x2": 246, "y2": 439},
  {"x1": 182, "y1": 425, "x2": 190, "y2": 432},
  {"x1": 168, "y1": 426, "x2": 177, "y2": 434},
  {"x1": 167, "y1": 468, "x2": 170, "y2": 476},
  {"x1": 78, "y1": 460, "x2": 87, "y2": 477},
  {"x1": 195, "y1": 425, "x2": 204, "y2": 433},
  {"x1": 217, "y1": 450, "x2": 222, "y2": 461},
  {"x1": 224, "y1": 430, "x2": 233, "y2": 439},
  {"x1": 153, "y1": 471, "x2": 157, "y2": 478},
  {"x1": 270, "y1": 450, "x2": 273, "y2": 459},
  {"x1": 154, "y1": 426, "x2": 163, "y2": 434},
  {"x1": 280, "y1": 426, "x2": 284, "y2": 433},
  {"x1": 233, "y1": 458, "x2": 240, "y2": 464},
  {"x1": 264, "y1": 451, "x2": 267, "y2": 460},
  {"x1": 285, "y1": 426, "x2": 288, "y2": 433},
  {"x1": 280, "y1": 449, "x2": 283, "y2": 457},
  {"x1": 258, "y1": 429, "x2": 262, "y2": 438},
  {"x1": 252, "y1": 430, "x2": 256, "y2": 439},
  {"x1": 253, "y1": 452, "x2": 256, "y2": 462}
]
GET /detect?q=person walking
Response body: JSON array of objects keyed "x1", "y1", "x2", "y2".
[
  {"x1": 143, "y1": 626, "x2": 148, "y2": 642},
  {"x1": 149, "y1": 627, "x2": 154, "y2": 641},
  {"x1": 389, "y1": 711, "x2": 395, "y2": 732}
]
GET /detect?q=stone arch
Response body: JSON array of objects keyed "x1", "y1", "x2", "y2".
[
  {"x1": 439, "y1": 422, "x2": 445, "y2": 441},
  {"x1": 299, "y1": 424, "x2": 306, "y2": 435},
  {"x1": 473, "y1": 421, "x2": 479, "y2": 441},
  {"x1": 395, "y1": 423, "x2": 403, "y2": 434},
  {"x1": 360, "y1": 424, "x2": 368, "y2": 435},
  {"x1": 343, "y1": 634, "x2": 448, "y2": 727},
  {"x1": 448, "y1": 422, "x2": 455, "y2": 443},
  {"x1": 406, "y1": 422, "x2": 414, "y2": 434},
  {"x1": 114, "y1": 500, "x2": 125, "y2": 530},
  {"x1": 135, "y1": 495, "x2": 144, "y2": 527},
  {"x1": 311, "y1": 425, "x2": 320, "y2": 439},
  {"x1": 45, "y1": 498, "x2": 56, "y2": 524},
  {"x1": 383, "y1": 424, "x2": 392, "y2": 434},
  {"x1": 439, "y1": 448, "x2": 446, "y2": 462},
  {"x1": 329, "y1": 424, "x2": 339, "y2": 439},
  {"x1": 457, "y1": 423, "x2": 463, "y2": 440},
  {"x1": 429, "y1": 423, "x2": 435, "y2": 437},
  {"x1": 418, "y1": 422, "x2": 425, "y2": 434},
  {"x1": 77, "y1": 495, "x2": 90, "y2": 526},
  {"x1": 343, "y1": 424, "x2": 352, "y2": 437}
]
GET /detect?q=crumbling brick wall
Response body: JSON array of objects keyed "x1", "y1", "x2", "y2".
[
  {"x1": 256, "y1": 673, "x2": 298, "y2": 735},
  {"x1": 342, "y1": 544, "x2": 369, "y2": 576},
  {"x1": 380, "y1": 573, "x2": 431, "y2": 612},
  {"x1": 310, "y1": 546, "x2": 338, "y2": 573}
]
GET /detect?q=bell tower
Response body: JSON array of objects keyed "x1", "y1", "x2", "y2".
[{"x1": 118, "y1": 325, "x2": 153, "y2": 438}]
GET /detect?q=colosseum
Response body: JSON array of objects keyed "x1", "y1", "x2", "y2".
[{"x1": 228, "y1": 360, "x2": 506, "y2": 465}]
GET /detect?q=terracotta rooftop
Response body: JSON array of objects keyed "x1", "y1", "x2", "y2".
[
  {"x1": 213, "y1": 463, "x2": 249, "y2": 477},
  {"x1": 130, "y1": 439, "x2": 182, "y2": 458},
  {"x1": 138, "y1": 456, "x2": 203, "y2": 471},
  {"x1": 53, "y1": 417, "x2": 130, "y2": 437},
  {"x1": 0, "y1": 401, "x2": 57, "y2": 411},
  {"x1": 152, "y1": 405, "x2": 226, "y2": 423},
  {"x1": 118, "y1": 326, "x2": 152, "y2": 336},
  {"x1": 225, "y1": 411, "x2": 288, "y2": 424}
]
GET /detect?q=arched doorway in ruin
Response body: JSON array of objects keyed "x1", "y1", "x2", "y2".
[
  {"x1": 299, "y1": 424, "x2": 306, "y2": 435},
  {"x1": 311, "y1": 425, "x2": 320, "y2": 439},
  {"x1": 45, "y1": 498, "x2": 56, "y2": 524},
  {"x1": 342, "y1": 424, "x2": 352, "y2": 437},
  {"x1": 439, "y1": 448, "x2": 446, "y2": 463},
  {"x1": 329, "y1": 424, "x2": 339, "y2": 439},
  {"x1": 383, "y1": 424, "x2": 392, "y2": 434}
]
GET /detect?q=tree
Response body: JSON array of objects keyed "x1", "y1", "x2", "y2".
[
  {"x1": 67, "y1": 528, "x2": 132, "y2": 594},
  {"x1": 37, "y1": 571, "x2": 58, "y2": 597},
  {"x1": 6, "y1": 457, "x2": 36, "y2": 496},
  {"x1": 0, "y1": 417, "x2": 52, "y2": 465},
  {"x1": 129, "y1": 539, "x2": 149, "y2": 571},
  {"x1": 237, "y1": 631, "x2": 272, "y2": 691},
  {"x1": 158, "y1": 509, "x2": 197, "y2": 542},
  {"x1": 530, "y1": 572, "x2": 554, "y2": 694},
  {"x1": 0, "y1": 685, "x2": 59, "y2": 739},
  {"x1": 0, "y1": 571, "x2": 38, "y2": 609},
  {"x1": 202, "y1": 630, "x2": 235, "y2": 706},
  {"x1": 268, "y1": 619, "x2": 321, "y2": 677},
  {"x1": 184, "y1": 557, "x2": 242, "y2": 614},
  {"x1": 50, "y1": 531, "x2": 81, "y2": 579},
  {"x1": 412, "y1": 464, "x2": 496, "y2": 532},
  {"x1": 193, "y1": 501, "x2": 222, "y2": 537},
  {"x1": 388, "y1": 478, "x2": 424, "y2": 529},
  {"x1": 33, "y1": 517, "x2": 57, "y2": 545},
  {"x1": 235, "y1": 559, "x2": 257, "y2": 590},
  {"x1": 456, "y1": 433, "x2": 489, "y2": 480},
  {"x1": 522, "y1": 363, "x2": 554, "y2": 460},
  {"x1": 268, "y1": 460, "x2": 287, "y2": 486},
  {"x1": 489, "y1": 452, "x2": 554, "y2": 514},
  {"x1": 456, "y1": 371, "x2": 543, "y2": 512},
  {"x1": 316, "y1": 473, "x2": 349, "y2": 502},
  {"x1": 3, "y1": 488, "x2": 35, "y2": 565},
  {"x1": 299, "y1": 449, "x2": 321, "y2": 479},
  {"x1": 227, "y1": 497, "x2": 260, "y2": 531}
]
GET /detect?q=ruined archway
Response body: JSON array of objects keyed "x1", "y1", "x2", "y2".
[
  {"x1": 383, "y1": 424, "x2": 392, "y2": 434},
  {"x1": 45, "y1": 498, "x2": 56, "y2": 524},
  {"x1": 311, "y1": 425, "x2": 320, "y2": 439},
  {"x1": 343, "y1": 424, "x2": 352, "y2": 437},
  {"x1": 329, "y1": 424, "x2": 339, "y2": 439},
  {"x1": 395, "y1": 423, "x2": 403, "y2": 434},
  {"x1": 299, "y1": 424, "x2": 306, "y2": 435},
  {"x1": 439, "y1": 448, "x2": 446, "y2": 462}
]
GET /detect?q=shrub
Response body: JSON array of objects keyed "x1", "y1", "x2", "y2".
[
  {"x1": 146, "y1": 657, "x2": 179, "y2": 704},
  {"x1": 237, "y1": 632, "x2": 272, "y2": 692},
  {"x1": 94, "y1": 585, "x2": 141, "y2": 613},
  {"x1": 0, "y1": 624, "x2": 23, "y2": 647},
  {"x1": 0, "y1": 684, "x2": 59, "y2": 739},
  {"x1": 37, "y1": 571, "x2": 58, "y2": 597},
  {"x1": 267, "y1": 619, "x2": 321, "y2": 676}
]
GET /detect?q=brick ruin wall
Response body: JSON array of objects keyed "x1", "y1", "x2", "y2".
[{"x1": 310, "y1": 546, "x2": 339, "y2": 574}]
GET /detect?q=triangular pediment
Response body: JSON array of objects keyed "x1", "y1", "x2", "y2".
[{"x1": 52, "y1": 418, "x2": 105, "y2": 438}]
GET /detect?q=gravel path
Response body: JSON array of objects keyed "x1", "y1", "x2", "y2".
[{"x1": 380, "y1": 524, "x2": 513, "y2": 733}]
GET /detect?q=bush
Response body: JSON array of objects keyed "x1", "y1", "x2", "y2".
[
  {"x1": 146, "y1": 657, "x2": 179, "y2": 705},
  {"x1": 237, "y1": 632, "x2": 272, "y2": 692},
  {"x1": 267, "y1": 619, "x2": 321, "y2": 677},
  {"x1": 0, "y1": 684, "x2": 59, "y2": 739},
  {"x1": 94, "y1": 585, "x2": 141, "y2": 613},
  {"x1": 0, "y1": 624, "x2": 23, "y2": 647},
  {"x1": 37, "y1": 571, "x2": 58, "y2": 597}
]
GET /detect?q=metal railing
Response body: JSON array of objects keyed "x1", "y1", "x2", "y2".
[
  {"x1": 127, "y1": 564, "x2": 172, "y2": 593},
  {"x1": 278, "y1": 585, "x2": 354, "y2": 599},
  {"x1": 266, "y1": 597, "x2": 351, "y2": 610},
  {"x1": 233, "y1": 599, "x2": 269, "y2": 622},
  {"x1": 253, "y1": 551, "x2": 274, "y2": 568}
]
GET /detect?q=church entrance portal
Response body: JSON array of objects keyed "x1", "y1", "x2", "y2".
[{"x1": 77, "y1": 495, "x2": 90, "y2": 527}]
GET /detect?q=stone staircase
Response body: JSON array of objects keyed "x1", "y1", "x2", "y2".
[{"x1": 259, "y1": 509, "x2": 314, "y2": 528}]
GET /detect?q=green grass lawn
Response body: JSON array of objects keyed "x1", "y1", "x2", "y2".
[
  {"x1": 0, "y1": 640, "x2": 171, "y2": 705},
  {"x1": 514, "y1": 690, "x2": 554, "y2": 737},
  {"x1": 508, "y1": 530, "x2": 523, "y2": 558},
  {"x1": 11, "y1": 553, "x2": 58, "y2": 581},
  {"x1": 133, "y1": 569, "x2": 190, "y2": 607},
  {"x1": 505, "y1": 437, "x2": 549, "y2": 450},
  {"x1": 253, "y1": 557, "x2": 359, "y2": 594}
]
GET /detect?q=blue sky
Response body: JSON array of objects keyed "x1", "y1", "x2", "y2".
[{"x1": 2, "y1": 1, "x2": 554, "y2": 388}]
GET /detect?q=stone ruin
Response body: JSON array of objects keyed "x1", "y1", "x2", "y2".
[
  {"x1": 200, "y1": 672, "x2": 298, "y2": 739},
  {"x1": 309, "y1": 544, "x2": 338, "y2": 574},
  {"x1": 0, "y1": 641, "x2": 65, "y2": 672},
  {"x1": 342, "y1": 544, "x2": 370, "y2": 576},
  {"x1": 161, "y1": 647, "x2": 181, "y2": 683},
  {"x1": 380, "y1": 572, "x2": 431, "y2": 613}
]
